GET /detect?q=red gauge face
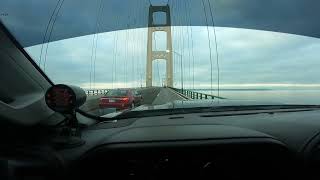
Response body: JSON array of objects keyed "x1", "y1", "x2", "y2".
[{"x1": 45, "y1": 85, "x2": 76, "y2": 113}]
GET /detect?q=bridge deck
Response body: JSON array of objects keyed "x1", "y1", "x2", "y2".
[{"x1": 80, "y1": 87, "x2": 187, "y2": 116}]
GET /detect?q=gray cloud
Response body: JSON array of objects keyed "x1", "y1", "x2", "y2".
[{"x1": 1, "y1": 0, "x2": 320, "y2": 47}]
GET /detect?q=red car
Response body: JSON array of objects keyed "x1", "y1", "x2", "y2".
[{"x1": 99, "y1": 89, "x2": 142, "y2": 110}]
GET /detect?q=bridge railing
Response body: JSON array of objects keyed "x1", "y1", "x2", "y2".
[
  {"x1": 85, "y1": 89, "x2": 109, "y2": 96},
  {"x1": 170, "y1": 88, "x2": 225, "y2": 100}
]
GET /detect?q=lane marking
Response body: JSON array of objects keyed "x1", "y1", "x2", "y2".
[{"x1": 167, "y1": 88, "x2": 190, "y2": 100}]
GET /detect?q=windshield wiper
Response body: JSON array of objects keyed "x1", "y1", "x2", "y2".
[
  {"x1": 76, "y1": 109, "x2": 117, "y2": 122},
  {"x1": 113, "y1": 105, "x2": 320, "y2": 119},
  {"x1": 76, "y1": 105, "x2": 320, "y2": 121}
]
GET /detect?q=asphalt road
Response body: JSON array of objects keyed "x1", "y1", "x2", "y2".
[
  {"x1": 138, "y1": 87, "x2": 161, "y2": 105},
  {"x1": 151, "y1": 87, "x2": 187, "y2": 105},
  {"x1": 81, "y1": 87, "x2": 187, "y2": 116}
]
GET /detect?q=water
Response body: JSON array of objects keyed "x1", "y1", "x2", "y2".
[{"x1": 197, "y1": 89, "x2": 320, "y2": 105}]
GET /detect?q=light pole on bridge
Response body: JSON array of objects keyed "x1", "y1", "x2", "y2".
[{"x1": 166, "y1": 50, "x2": 183, "y2": 92}]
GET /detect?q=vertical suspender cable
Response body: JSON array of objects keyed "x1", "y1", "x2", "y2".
[
  {"x1": 112, "y1": 32, "x2": 117, "y2": 89},
  {"x1": 172, "y1": 6, "x2": 177, "y2": 87},
  {"x1": 180, "y1": 1, "x2": 186, "y2": 91},
  {"x1": 201, "y1": 0, "x2": 214, "y2": 95},
  {"x1": 124, "y1": 27, "x2": 128, "y2": 88},
  {"x1": 174, "y1": 0, "x2": 181, "y2": 89},
  {"x1": 129, "y1": 10, "x2": 133, "y2": 88},
  {"x1": 43, "y1": 0, "x2": 65, "y2": 72},
  {"x1": 142, "y1": 2, "x2": 149, "y2": 87},
  {"x1": 111, "y1": 4, "x2": 121, "y2": 89},
  {"x1": 207, "y1": 0, "x2": 220, "y2": 98},
  {"x1": 113, "y1": 29, "x2": 119, "y2": 88},
  {"x1": 183, "y1": 0, "x2": 192, "y2": 90},
  {"x1": 187, "y1": 0, "x2": 196, "y2": 90},
  {"x1": 39, "y1": 0, "x2": 62, "y2": 67},
  {"x1": 171, "y1": 1, "x2": 176, "y2": 86},
  {"x1": 178, "y1": 1, "x2": 183, "y2": 90},
  {"x1": 139, "y1": 2, "x2": 145, "y2": 88},
  {"x1": 89, "y1": 1, "x2": 99, "y2": 89},
  {"x1": 130, "y1": 2, "x2": 135, "y2": 88},
  {"x1": 177, "y1": 1, "x2": 184, "y2": 91},
  {"x1": 91, "y1": 0, "x2": 104, "y2": 89},
  {"x1": 89, "y1": 0, "x2": 101, "y2": 89},
  {"x1": 182, "y1": 0, "x2": 189, "y2": 90},
  {"x1": 133, "y1": 0, "x2": 140, "y2": 88},
  {"x1": 114, "y1": 14, "x2": 120, "y2": 88}
]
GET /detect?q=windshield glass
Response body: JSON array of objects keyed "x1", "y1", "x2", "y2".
[{"x1": 1, "y1": 0, "x2": 320, "y2": 117}]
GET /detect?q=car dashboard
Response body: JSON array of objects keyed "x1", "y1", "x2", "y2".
[
  {"x1": 67, "y1": 108, "x2": 320, "y2": 179},
  {"x1": 76, "y1": 127, "x2": 292, "y2": 179},
  {"x1": 2, "y1": 109, "x2": 320, "y2": 179}
]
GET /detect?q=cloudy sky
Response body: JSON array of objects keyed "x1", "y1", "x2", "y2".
[
  {"x1": 2, "y1": 0, "x2": 320, "y2": 47},
  {"x1": 24, "y1": 26, "x2": 320, "y2": 90}
]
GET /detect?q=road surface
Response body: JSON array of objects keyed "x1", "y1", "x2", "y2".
[{"x1": 80, "y1": 87, "x2": 188, "y2": 116}]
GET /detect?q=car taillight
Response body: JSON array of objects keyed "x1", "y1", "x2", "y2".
[
  {"x1": 100, "y1": 98, "x2": 108, "y2": 102},
  {"x1": 120, "y1": 97, "x2": 129, "y2": 103}
]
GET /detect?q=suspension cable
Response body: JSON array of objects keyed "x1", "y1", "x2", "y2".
[
  {"x1": 139, "y1": 3, "x2": 146, "y2": 88},
  {"x1": 172, "y1": 17, "x2": 177, "y2": 87},
  {"x1": 113, "y1": 22, "x2": 119, "y2": 88},
  {"x1": 186, "y1": 0, "x2": 196, "y2": 90},
  {"x1": 124, "y1": 27, "x2": 129, "y2": 88},
  {"x1": 183, "y1": 0, "x2": 192, "y2": 90},
  {"x1": 43, "y1": 0, "x2": 65, "y2": 72},
  {"x1": 111, "y1": 31, "x2": 117, "y2": 89},
  {"x1": 201, "y1": 0, "x2": 214, "y2": 95},
  {"x1": 133, "y1": 1, "x2": 140, "y2": 88},
  {"x1": 90, "y1": 0, "x2": 104, "y2": 89},
  {"x1": 206, "y1": 0, "x2": 220, "y2": 98},
  {"x1": 171, "y1": 1, "x2": 175, "y2": 86},
  {"x1": 129, "y1": 10, "x2": 134, "y2": 88},
  {"x1": 39, "y1": 0, "x2": 62, "y2": 67},
  {"x1": 175, "y1": 0, "x2": 183, "y2": 90},
  {"x1": 177, "y1": 1, "x2": 185, "y2": 91}
]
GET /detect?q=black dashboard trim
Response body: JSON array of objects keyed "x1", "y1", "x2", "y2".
[
  {"x1": 79, "y1": 137, "x2": 289, "y2": 160},
  {"x1": 0, "y1": 21, "x2": 54, "y2": 85},
  {"x1": 300, "y1": 130, "x2": 320, "y2": 157}
]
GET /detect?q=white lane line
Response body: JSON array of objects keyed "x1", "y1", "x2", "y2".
[{"x1": 167, "y1": 88, "x2": 190, "y2": 100}]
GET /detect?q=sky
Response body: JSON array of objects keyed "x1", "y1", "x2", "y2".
[
  {"x1": 1, "y1": 0, "x2": 320, "y2": 47},
  {"x1": 24, "y1": 26, "x2": 320, "y2": 90}
]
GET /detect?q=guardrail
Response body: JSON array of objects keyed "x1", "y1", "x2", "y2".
[
  {"x1": 85, "y1": 89, "x2": 109, "y2": 96},
  {"x1": 170, "y1": 87, "x2": 225, "y2": 100},
  {"x1": 84, "y1": 87, "x2": 146, "y2": 96}
]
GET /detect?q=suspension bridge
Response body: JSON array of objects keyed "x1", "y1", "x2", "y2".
[{"x1": 81, "y1": 2, "x2": 223, "y2": 115}]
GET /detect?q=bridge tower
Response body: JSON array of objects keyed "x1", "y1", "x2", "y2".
[{"x1": 146, "y1": 5, "x2": 173, "y2": 87}]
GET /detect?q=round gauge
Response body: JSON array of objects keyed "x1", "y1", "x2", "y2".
[{"x1": 45, "y1": 84, "x2": 86, "y2": 113}]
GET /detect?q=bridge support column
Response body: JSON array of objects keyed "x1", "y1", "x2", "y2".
[{"x1": 146, "y1": 5, "x2": 173, "y2": 87}]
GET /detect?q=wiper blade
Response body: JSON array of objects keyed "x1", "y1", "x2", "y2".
[
  {"x1": 208, "y1": 104, "x2": 320, "y2": 112},
  {"x1": 76, "y1": 109, "x2": 117, "y2": 122},
  {"x1": 113, "y1": 104, "x2": 320, "y2": 119},
  {"x1": 78, "y1": 105, "x2": 320, "y2": 121},
  {"x1": 200, "y1": 107, "x2": 319, "y2": 118}
]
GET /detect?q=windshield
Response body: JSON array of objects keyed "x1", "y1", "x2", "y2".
[{"x1": 1, "y1": 0, "x2": 320, "y2": 117}]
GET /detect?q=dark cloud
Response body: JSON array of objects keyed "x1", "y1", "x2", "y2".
[{"x1": 1, "y1": 0, "x2": 320, "y2": 47}]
